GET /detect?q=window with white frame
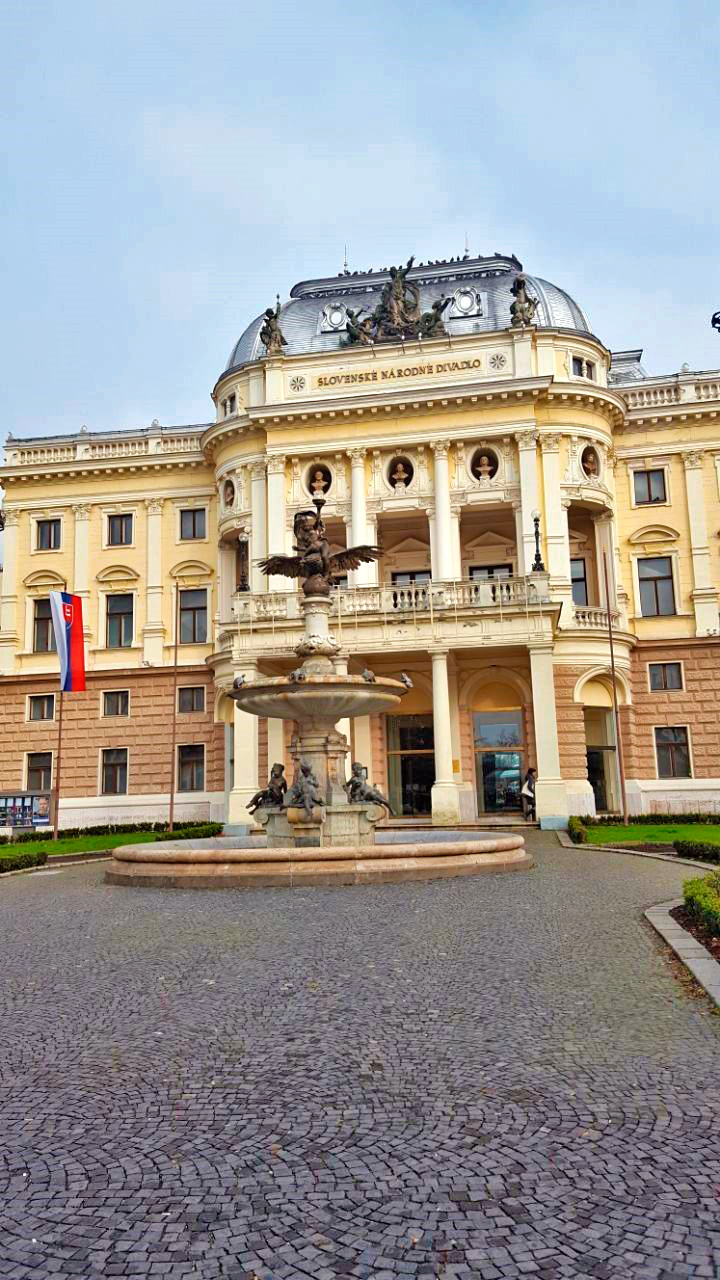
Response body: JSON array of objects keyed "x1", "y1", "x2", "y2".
[
  {"x1": 648, "y1": 662, "x2": 683, "y2": 691},
  {"x1": 107, "y1": 513, "x2": 133, "y2": 546},
  {"x1": 638, "y1": 556, "x2": 676, "y2": 617},
  {"x1": 179, "y1": 508, "x2": 206, "y2": 541},
  {"x1": 101, "y1": 748, "x2": 128, "y2": 795},
  {"x1": 106, "y1": 594, "x2": 134, "y2": 648},
  {"x1": 179, "y1": 589, "x2": 207, "y2": 644},
  {"x1": 27, "y1": 752, "x2": 52, "y2": 790},
  {"x1": 33, "y1": 598, "x2": 57, "y2": 652},
  {"x1": 572, "y1": 356, "x2": 596, "y2": 380},
  {"x1": 178, "y1": 686, "x2": 205, "y2": 713},
  {"x1": 634, "y1": 468, "x2": 667, "y2": 505},
  {"x1": 654, "y1": 726, "x2": 691, "y2": 778},
  {"x1": 103, "y1": 690, "x2": 129, "y2": 717},
  {"x1": 36, "y1": 518, "x2": 61, "y2": 550},
  {"x1": 178, "y1": 744, "x2": 204, "y2": 791},
  {"x1": 29, "y1": 693, "x2": 55, "y2": 721}
]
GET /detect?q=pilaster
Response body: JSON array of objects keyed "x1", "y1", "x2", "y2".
[
  {"x1": 682, "y1": 449, "x2": 719, "y2": 635},
  {"x1": 528, "y1": 643, "x2": 568, "y2": 829},
  {"x1": 0, "y1": 509, "x2": 20, "y2": 673},
  {"x1": 142, "y1": 498, "x2": 165, "y2": 663},
  {"x1": 431, "y1": 440, "x2": 453, "y2": 581}
]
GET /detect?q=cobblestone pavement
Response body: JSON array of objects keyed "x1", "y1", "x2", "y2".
[{"x1": 1, "y1": 836, "x2": 720, "y2": 1280}]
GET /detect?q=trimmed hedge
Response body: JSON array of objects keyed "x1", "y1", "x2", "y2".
[
  {"x1": 673, "y1": 840, "x2": 720, "y2": 864},
  {"x1": 0, "y1": 819, "x2": 223, "y2": 846},
  {"x1": 153, "y1": 823, "x2": 223, "y2": 842},
  {"x1": 683, "y1": 872, "x2": 720, "y2": 938},
  {"x1": 0, "y1": 850, "x2": 49, "y2": 873},
  {"x1": 589, "y1": 812, "x2": 720, "y2": 827},
  {"x1": 567, "y1": 816, "x2": 588, "y2": 844}
]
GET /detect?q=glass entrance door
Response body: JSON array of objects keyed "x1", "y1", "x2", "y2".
[
  {"x1": 387, "y1": 715, "x2": 435, "y2": 816},
  {"x1": 474, "y1": 710, "x2": 523, "y2": 812}
]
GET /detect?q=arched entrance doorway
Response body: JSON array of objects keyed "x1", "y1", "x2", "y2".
[
  {"x1": 579, "y1": 676, "x2": 622, "y2": 814},
  {"x1": 471, "y1": 682, "x2": 525, "y2": 814}
]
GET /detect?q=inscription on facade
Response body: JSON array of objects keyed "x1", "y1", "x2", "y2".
[{"x1": 283, "y1": 349, "x2": 511, "y2": 397}]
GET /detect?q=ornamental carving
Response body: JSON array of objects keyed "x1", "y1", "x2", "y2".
[
  {"x1": 267, "y1": 455, "x2": 287, "y2": 475},
  {"x1": 515, "y1": 430, "x2": 538, "y2": 449},
  {"x1": 682, "y1": 449, "x2": 704, "y2": 469},
  {"x1": 347, "y1": 447, "x2": 366, "y2": 466},
  {"x1": 539, "y1": 433, "x2": 562, "y2": 452},
  {"x1": 2, "y1": 509, "x2": 20, "y2": 527},
  {"x1": 432, "y1": 439, "x2": 451, "y2": 460},
  {"x1": 249, "y1": 461, "x2": 267, "y2": 481},
  {"x1": 72, "y1": 503, "x2": 92, "y2": 520}
]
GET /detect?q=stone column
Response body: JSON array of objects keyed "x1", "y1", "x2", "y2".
[
  {"x1": 266, "y1": 716, "x2": 286, "y2": 773},
  {"x1": 512, "y1": 501, "x2": 525, "y2": 575},
  {"x1": 432, "y1": 441, "x2": 454, "y2": 581},
  {"x1": 348, "y1": 448, "x2": 370, "y2": 585},
  {"x1": 266, "y1": 455, "x2": 287, "y2": 591},
  {"x1": 430, "y1": 649, "x2": 461, "y2": 824},
  {"x1": 142, "y1": 498, "x2": 165, "y2": 663},
  {"x1": 250, "y1": 461, "x2": 267, "y2": 593},
  {"x1": 528, "y1": 643, "x2": 568, "y2": 828},
  {"x1": 450, "y1": 504, "x2": 462, "y2": 580},
  {"x1": 227, "y1": 663, "x2": 260, "y2": 825},
  {"x1": 516, "y1": 429, "x2": 540, "y2": 575},
  {"x1": 365, "y1": 512, "x2": 379, "y2": 586},
  {"x1": 425, "y1": 506, "x2": 438, "y2": 578},
  {"x1": 539, "y1": 434, "x2": 571, "y2": 583},
  {"x1": 0, "y1": 509, "x2": 20, "y2": 674},
  {"x1": 682, "y1": 449, "x2": 719, "y2": 634}
]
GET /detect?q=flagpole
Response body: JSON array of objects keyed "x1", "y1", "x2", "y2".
[
  {"x1": 168, "y1": 583, "x2": 180, "y2": 832},
  {"x1": 53, "y1": 688, "x2": 65, "y2": 841},
  {"x1": 603, "y1": 552, "x2": 629, "y2": 826}
]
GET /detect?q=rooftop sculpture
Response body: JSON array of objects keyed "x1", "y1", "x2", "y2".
[
  {"x1": 344, "y1": 257, "x2": 450, "y2": 345},
  {"x1": 510, "y1": 274, "x2": 538, "y2": 327},
  {"x1": 259, "y1": 298, "x2": 287, "y2": 356}
]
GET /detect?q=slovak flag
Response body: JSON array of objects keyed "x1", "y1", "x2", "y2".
[{"x1": 49, "y1": 592, "x2": 86, "y2": 692}]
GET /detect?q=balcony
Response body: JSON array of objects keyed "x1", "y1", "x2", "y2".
[{"x1": 214, "y1": 575, "x2": 559, "y2": 662}]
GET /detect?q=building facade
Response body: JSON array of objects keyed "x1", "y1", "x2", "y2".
[{"x1": 2, "y1": 253, "x2": 720, "y2": 828}]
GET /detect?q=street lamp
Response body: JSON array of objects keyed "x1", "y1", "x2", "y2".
[{"x1": 531, "y1": 510, "x2": 545, "y2": 573}]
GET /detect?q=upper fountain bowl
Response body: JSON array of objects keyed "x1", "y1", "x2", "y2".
[{"x1": 229, "y1": 673, "x2": 407, "y2": 723}]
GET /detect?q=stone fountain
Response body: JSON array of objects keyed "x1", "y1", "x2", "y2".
[
  {"x1": 106, "y1": 496, "x2": 532, "y2": 887},
  {"x1": 231, "y1": 497, "x2": 405, "y2": 847}
]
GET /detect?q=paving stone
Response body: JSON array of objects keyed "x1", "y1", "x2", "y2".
[{"x1": 0, "y1": 836, "x2": 719, "y2": 1278}]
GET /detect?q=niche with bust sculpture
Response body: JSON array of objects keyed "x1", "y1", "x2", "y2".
[
  {"x1": 470, "y1": 448, "x2": 499, "y2": 483},
  {"x1": 223, "y1": 479, "x2": 236, "y2": 508},
  {"x1": 581, "y1": 446, "x2": 600, "y2": 480},
  {"x1": 388, "y1": 456, "x2": 414, "y2": 492},
  {"x1": 305, "y1": 463, "x2": 332, "y2": 498}
]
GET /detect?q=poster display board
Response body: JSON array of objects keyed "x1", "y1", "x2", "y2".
[{"x1": 0, "y1": 792, "x2": 52, "y2": 828}]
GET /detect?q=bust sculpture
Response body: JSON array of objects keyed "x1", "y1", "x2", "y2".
[
  {"x1": 391, "y1": 461, "x2": 409, "y2": 488},
  {"x1": 474, "y1": 454, "x2": 494, "y2": 479},
  {"x1": 582, "y1": 449, "x2": 599, "y2": 478},
  {"x1": 311, "y1": 469, "x2": 329, "y2": 495}
]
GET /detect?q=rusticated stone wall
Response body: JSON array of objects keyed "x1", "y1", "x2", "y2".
[{"x1": 625, "y1": 641, "x2": 720, "y2": 779}]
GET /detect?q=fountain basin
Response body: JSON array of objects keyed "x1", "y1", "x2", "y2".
[
  {"x1": 105, "y1": 835, "x2": 533, "y2": 889},
  {"x1": 230, "y1": 674, "x2": 406, "y2": 722}
]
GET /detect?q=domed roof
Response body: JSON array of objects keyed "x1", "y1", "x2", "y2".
[{"x1": 224, "y1": 254, "x2": 590, "y2": 374}]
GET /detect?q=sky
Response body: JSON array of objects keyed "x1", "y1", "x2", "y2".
[{"x1": 1, "y1": 0, "x2": 720, "y2": 445}]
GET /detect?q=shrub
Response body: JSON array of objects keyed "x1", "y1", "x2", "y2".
[
  {"x1": 0, "y1": 850, "x2": 49, "y2": 873},
  {"x1": 153, "y1": 823, "x2": 223, "y2": 842},
  {"x1": 592, "y1": 812, "x2": 720, "y2": 826},
  {"x1": 673, "y1": 840, "x2": 720, "y2": 864},
  {"x1": 0, "y1": 819, "x2": 223, "y2": 846},
  {"x1": 568, "y1": 816, "x2": 588, "y2": 844},
  {"x1": 683, "y1": 872, "x2": 720, "y2": 938}
]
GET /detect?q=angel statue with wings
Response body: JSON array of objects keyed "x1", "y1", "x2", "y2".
[{"x1": 259, "y1": 498, "x2": 380, "y2": 596}]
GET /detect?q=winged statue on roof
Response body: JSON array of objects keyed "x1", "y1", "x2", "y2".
[{"x1": 259, "y1": 498, "x2": 380, "y2": 596}]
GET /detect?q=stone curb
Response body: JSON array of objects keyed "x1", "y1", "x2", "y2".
[
  {"x1": 0, "y1": 855, "x2": 113, "y2": 879},
  {"x1": 645, "y1": 897, "x2": 720, "y2": 1010}
]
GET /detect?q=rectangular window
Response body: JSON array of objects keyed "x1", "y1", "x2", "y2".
[
  {"x1": 180, "y1": 508, "x2": 206, "y2": 540},
  {"x1": 572, "y1": 356, "x2": 583, "y2": 376},
  {"x1": 638, "y1": 556, "x2": 676, "y2": 617},
  {"x1": 178, "y1": 686, "x2": 205, "y2": 713},
  {"x1": 178, "y1": 744, "x2": 204, "y2": 792},
  {"x1": 33, "y1": 598, "x2": 57, "y2": 652},
  {"x1": 649, "y1": 662, "x2": 683, "y2": 691},
  {"x1": 103, "y1": 690, "x2": 129, "y2": 717},
  {"x1": 469, "y1": 564, "x2": 512, "y2": 580},
  {"x1": 101, "y1": 748, "x2": 128, "y2": 795},
  {"x1": 572, "y1": 357, "x2": 595, "y2": 380},
  {"x1": 29, "y1": 693, "x2": 55, "y2": 721},
  {"x1": 179, "y1": 589, "x2": 207, "y2": 644},
  {"x1": 570, "y1": 558, "x2": 589, "y2": 606},
  {"x1": 107, "y1": 513, "x2": 133, "y2": 546},
  {"x1": 37, "y1": 518, "x2": 61, "y2": 550},
  {"x1": 585, "y1": 361, "x2": 595, "y2": 380},
  {"x1": 27, "y1": 752, "x2": 52, "y2": 790},
  {"x1": 634, "y1": 469, "x2": 667, "y2": 505},
  {"x1": 106, "y1": 594, "x2": 134, "y2": 648},
  {"x1": 655, "y1": 727, "x2": 691, "y2": 779},
  {"x1": 228, "y1": 393, "x2": 236, "y2": 415}
]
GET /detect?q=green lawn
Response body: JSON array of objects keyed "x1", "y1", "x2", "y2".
[
  {"x1": 0, "y1": 831, "x2": 162, "y2": 858},
  {"x1": 586, "y1": 823, "x2": 720, "y2": 847}
]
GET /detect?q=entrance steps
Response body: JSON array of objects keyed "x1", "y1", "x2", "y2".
[{"x1": 382, "y1": 815, "x2": 538, "y2": 831}]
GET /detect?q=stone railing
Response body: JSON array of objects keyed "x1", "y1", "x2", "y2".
[
  {"x1": 88, "y1": 439, "x2": 150, "y2": 458},
  {"x1": 230, "y1": 575, "x2": 551, "y2": 626},
  {"x1": 16, "y1": 445, "x2": 77, "y2": 464},
  {"x1": 571, "y1": 604, "x2": 620, "y2": 629},
  {"x1": 622, "y1": 372, "x2": 720, "y2": 412},
  {"x1": 4, "y1": 431, "x2": 204, "y2": 470}
]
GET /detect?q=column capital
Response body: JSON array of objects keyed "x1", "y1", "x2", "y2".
[
  {"x1": 515, "y1": 429, "x2": 538, "y2": 449},
  {"x1": 2, "y1": 509, "x2": 20, "y2": 527},
  {"x1": 266, "y1": 454, "x2": 287, "y2": 475},
  {"x1": 431, "y1": 439, "x2": 451, "y2": 459},
  {"x1": 527, "y1": 639, "x2": 555, "y2": 655},
  {"x1": 72, "y1": 502, "x2": 91, "y2": 520},
  {"x1": 249, "y1": 460, "x2": 266, "y2": 481},
  {"x1": 347, "y1": 447, "x2": 366, "y2": 465},
  {"x1": 144, "y1": 498, "x2": 164, "y2": 514},
  {"x1": 539, "y1": 432, "x2": 562, "y2": 452},
  {"x1": 429, "y1": 646, "x2": 449, "y2": 659},
  {"x1": 682, "y1": 449, "x2": 705, "y2": 470}
]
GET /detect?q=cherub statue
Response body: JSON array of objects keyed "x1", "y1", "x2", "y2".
[
  {"x1": 246, "y1": 763, "x2": 287, "y2": 814},
  {"x1": 285, "y1": 760, "x2": 325, "y2": 819},
  {"x1": 419, "y1": 295, "x2": 450, "y2": 338},
  {"x1": 259, "y1": 497, "x2": 380, "y2": 597},
  {"x1": 510, "y1": 274, "x2": 538, "y2": 327},
  {"x1": 259, "y1": 298, "x2": 287, "y2": 356},
  {"x1": 344, "y1": 762, "x2": 394, "y2": 814}
]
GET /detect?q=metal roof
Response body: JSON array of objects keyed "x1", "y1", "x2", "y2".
[{"x1": 224, "y1": 254, "x2": 591, "y2": 373}]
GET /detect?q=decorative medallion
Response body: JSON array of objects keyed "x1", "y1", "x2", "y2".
[
  {"x1": 489, "y1": 352, "x2": 507, "y2": 370},
  {"x1": 289, "y1": 375, "x2": 307, "y2": 393}
]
